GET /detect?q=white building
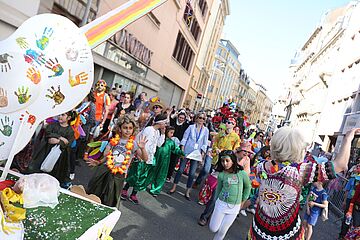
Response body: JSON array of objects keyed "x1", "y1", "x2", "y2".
[{"x1": 286, "y1": 1, "x2": 360, "y2": 156}]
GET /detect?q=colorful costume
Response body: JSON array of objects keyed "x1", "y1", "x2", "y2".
[
  {"x1": 146, "y1": 138, "x2": 184, "y2": 194},
  {"x1": 93, "y1": 80, "x2": 110, "y2": 122},
  {"x1": 87, "y1": 138, "x2": 139, "y2": 207},
  {"x1": 211, "y1": 131, "x2": 240, "y2": 165},
  {"x1": 126, "y1": 126, "x2": 165, "y2": 192},
  {"x1": 248, "y1": 161, "x2": 337, "y2": 240}
]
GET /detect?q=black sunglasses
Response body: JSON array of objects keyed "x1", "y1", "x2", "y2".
[
  {"x1": 226, "y1": 121, "x2": 234, "y2": 125},
  {"x1": 153, "y1": 105, "x2": 162, "y2": 109},
  {"x1": 198, "y1": 117, "x2": 205, "y2": 120}
]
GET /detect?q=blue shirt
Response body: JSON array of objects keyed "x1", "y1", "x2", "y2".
[
  {"x1": 180, "y1": 124, "x2": 209, "y2": 155},
  {"x1": 309, "y1": 187, "x2": 328, "y2": 215}
]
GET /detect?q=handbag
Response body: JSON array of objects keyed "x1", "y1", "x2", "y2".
[{"x1": 40, "y1": 145, "x2": 62, "y2": 172}]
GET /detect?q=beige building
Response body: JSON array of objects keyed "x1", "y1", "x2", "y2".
[
  {"x1": 286, "y1": 2, "x2": 360, "y2": 152},
  {"x1": 213, "y1": 39, "x2": 241, "y2": 109},
  {"x1": 250, "y1": 82, "x2": 272, "y2": 131},
  {"x1": 184, "y1": 0, "x2": 230, "y2": 110},
  {"x1": 0, "y1": 0, "x2": 216, "y2": 108}
]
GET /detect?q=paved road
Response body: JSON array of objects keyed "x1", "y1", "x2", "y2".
[{"x1": 74, "y1": 161, "x2": 341, "y2": 240}]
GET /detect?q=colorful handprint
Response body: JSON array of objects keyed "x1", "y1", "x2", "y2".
[
  {"x1": 46, "y1": 85, "x2": 65, "y2": 108},
  {"x1": 0, "y1": 53, "x2": 13, "y2": 72},
  {"x1": 16, "y1": 37, "x2": 29, "y2": 49},
  {"x1": 68, "y1": 69, "x2": 88, "y2": 87},
  {"x1": 0, "y1": 116, "x2": 14, "y2": 137},
  {"x1": 14, "y1": 86, "x2": 31, "y2": 104},
  {"x1": 26, "y1": 67, "x2": 41, "y2": 84},
  {"x1": 45, "y1": 58, "x2": 64, "y2": 78},
  {"x1": 0, "y1": 88, "x2": 8, "y2": 108},
  {"x1": 20, "y1": 111, "x2": 36, "y2": 128},
  {"x1": 24, "y1": 49, "x2": 46, "y2": 66},
  {"x1": 36, "y1": 27, "x2": 53, "y2": 50}
]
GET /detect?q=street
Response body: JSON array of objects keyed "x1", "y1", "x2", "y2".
[{"x1": 74, "y1": 161, "x2": 341, "y2": 240}]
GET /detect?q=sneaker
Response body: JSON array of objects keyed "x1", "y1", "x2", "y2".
[
  {"x1": 198, "y1": 201, "x2": 205, "y2": 206},
  {"x1": 120, "y1": 190, "x2": 128, "y2": 200},
  {"x1": 151, "y1": 194, "x2": 158, "y2": 198},
  {"x1": 246, "y1": 208, "x2": 256, "y2": 215},
  {"x1": 166, "y1": 178, "x2": 171, "y2": 183},
  {"x1": 198, "y1": 217, "x2": 207, "y2": 226},
  {"x1": 129, "y1": 195, "x2": 139, "y2": 204},
  {"x1": 69, "y1": 173, "x2": 75, "y2": 180},
  {"x1": 240, "y1": 209, "x2": 247, "y2": 217}
]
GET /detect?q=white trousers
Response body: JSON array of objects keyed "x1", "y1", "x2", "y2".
[{"x1": 209, "y1": 199, "x2": 241, "y2": 240}]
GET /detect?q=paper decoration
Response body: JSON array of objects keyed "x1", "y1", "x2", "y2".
[
  {"x1": 0, "y1": 14, "x2": 93, "y2": 162},
  {"x1": 186, "y1": 149, "x2": 202, "y2": 161},
  {"x1": 0, "y1": 0, "x2": 169, "y2": 180},
  {"x1": 82, "y1": 0, "x2": 167, "y2": 48}
]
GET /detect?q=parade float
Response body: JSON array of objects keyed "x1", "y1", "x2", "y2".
[{"x1": 0, "y1": 0, "x2": 167, "y2": 239}]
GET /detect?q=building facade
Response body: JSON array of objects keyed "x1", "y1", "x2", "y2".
[
  {"x1": 213, "y1": 39, "x2": 241, "y2": 109},
  {"x1": 0, "y1": 0, "x2": 216, "y2": 108},
  {"x1": 184, "y1": 0, "x2": 230, "y2": 110},
  {"x1": 286, "y1": 2, "x2": 360, "y2": 152}
]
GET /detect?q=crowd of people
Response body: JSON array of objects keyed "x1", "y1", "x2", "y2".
[{"x1": 8, "y1": 79, "x2": 360, "y2": 240}]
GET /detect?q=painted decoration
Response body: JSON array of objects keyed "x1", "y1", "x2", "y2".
[
  {"x1": 0, "y1": 14, "x2": 94, "y2": 160},
  {"x1": 0, "y1": 0, "x2": 169, "y2": 180}
]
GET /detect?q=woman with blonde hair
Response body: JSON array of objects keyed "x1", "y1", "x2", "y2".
[{"x1": 248, "y1": 127, "x2": 360, "y2": 240}]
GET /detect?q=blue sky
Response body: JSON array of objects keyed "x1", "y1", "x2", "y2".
[{"x1": 223, "y1": 0, "x2": 351, "y2": 100}]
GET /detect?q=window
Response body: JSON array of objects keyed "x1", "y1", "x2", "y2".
[
  {"x1": 183, "y1": 2, "x2": 201, "y2": 41},
  {"x1": 172, "y1": 32, "x2": 195, "y2": 72},
  {"x1": 148, "y1": 12, "x2": 161, "y2": 27},
  {"x1": 198, "y1": 0, "x2": 208, "y2": 17}
]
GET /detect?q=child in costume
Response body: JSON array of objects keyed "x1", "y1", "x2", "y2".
[
  {"x1": 86, "y1": 115, "x2": 148, "y2": 208},
  {"x1": 303, "y1": 181, "x2": 329, "y2": 240},
  {"x1": 209, "y1": 150, "x2": 251, "y2": 240},
  {"x1": 29, "y1": 112, "x2": 75, "y2": 186},
  {"x1": 146, "y1": 126, "x2": 184, "y2": 197},
  {"x1": 121, "y1": 113, "x2": 167, "y2": 204}
]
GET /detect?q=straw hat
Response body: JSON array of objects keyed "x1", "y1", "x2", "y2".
[
  {"x1": 239, "y1": 142, "x2": 254, "y2": 154},
  {"x1": 148, "y1": 96, "x2": 166, "y2": 110}
]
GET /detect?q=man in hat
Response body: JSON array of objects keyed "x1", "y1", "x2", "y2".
[{"x1": 146, "y1": 98, "x2": 166, "y2": 127}]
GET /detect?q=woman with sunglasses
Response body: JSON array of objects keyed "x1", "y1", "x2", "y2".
[{"x1": 169, "y1": 113, "x2": 209, "y2": 200}]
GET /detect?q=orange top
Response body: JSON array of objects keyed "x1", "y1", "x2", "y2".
[{"x1": 94, "y1": 92, "x2": 110, "y2": 121}]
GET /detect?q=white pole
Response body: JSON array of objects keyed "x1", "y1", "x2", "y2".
[{"x1": 1, "y1": 121, "x2": 25, "y2": 180}]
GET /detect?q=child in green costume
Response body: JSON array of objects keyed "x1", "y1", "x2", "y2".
[{"x1": 147, "y1": 126, "x2": 184, "y2": 197}]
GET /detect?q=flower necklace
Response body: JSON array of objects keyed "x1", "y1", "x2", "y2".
[{"x1": 106, "y1": 134, "x2": 135, "y2": 175}]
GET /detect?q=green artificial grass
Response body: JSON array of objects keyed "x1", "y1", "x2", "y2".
[
  {"x1": 1, "y1": 171, "x2": 115, "y2": 240},
  {"x1": 23, "y1": 193, "x2": 114, "y2": 240}
]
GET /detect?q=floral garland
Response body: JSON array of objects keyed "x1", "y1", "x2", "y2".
[{"x1": 106, "y1": 135, "x2": 135, "y2": 175}]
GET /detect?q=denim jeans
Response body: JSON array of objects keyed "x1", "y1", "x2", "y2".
[
  {"x1": 195, "y1": 155, "x2": 213, "y2": 185},
  {"x1": 173, "y1": 158, "x2": 199, "y2": 188},
  {"x1": 200, "y1": 190, "x2": 216, "y2": 220}
]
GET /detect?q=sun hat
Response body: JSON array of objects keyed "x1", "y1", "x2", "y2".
[{"x1": 238, "y1": 142, "x2": 254, "y2": 154}]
